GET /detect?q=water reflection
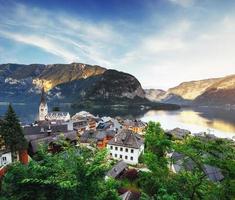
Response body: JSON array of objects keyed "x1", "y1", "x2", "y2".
[
  {"x1": 1, "y1": 103, "x2": 235, "y2": 139},
  {"x1": 141, "y1": 109, "x2": 235, "y2": 139}
]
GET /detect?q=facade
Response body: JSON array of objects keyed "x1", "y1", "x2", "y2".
[
  {"x1": 122, "y1": 119, "x2": 146, "y2": 135},
  {"x1": 38, "y1": 87, "x2": 70, "y2": 122},
  {"x1": 107, "y1": 130, "x2": 144, "y2": 165},
  {"x1": 0, "y1": 151, "x2": 12, "y2": 167},
  {"x1": 45, "y1": 112, "x2": 71, "y2": 121},
  {"x1": 39, "y1": 87, "x2": 48, "y2": 121}
]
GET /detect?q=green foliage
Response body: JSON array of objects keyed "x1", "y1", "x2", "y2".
[
  {"x1": 139, "y1": 121, "x2": 235, "y2": 200},
  {"x1": 0, "y1": 146, "x2": 120, "y2": 200},
  {"x1": 145, "y1": 121, "x2": 172, "y2": 157},
  {"x1": 0, "y1": 104, "x2": 27, "y2": 157},
  {"x1": 52, "y1": 106, "x2": 60, "y2": 111}
]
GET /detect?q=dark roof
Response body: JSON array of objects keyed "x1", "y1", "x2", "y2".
[
  {"x1": 171, "y1": 152, "x2": 224, "y2": 182},
  {"x1": 30, "y1": 131, "x2": 77, "y2": 153},
  {"x1": 97, "y1": 121, "x2": 113, "y2": 130},
  {"x1": 123, "y1": 119, "x2": 146, "y2": 128},
  {"x1": 106, "y1": 160, "x2": 127, "y2": 178},
  {"x1": 80, "y1": 130, "x2": 97, "y2": 143},
  {"x1": 108, "y1": 130, "x2": 143, "y2": 149},
  {"x1": 23, "y1": 124, "x2": 68, "y2": 136},
  {"x1": 166, "y1": 128, "x2": 191, "y2": 139}
]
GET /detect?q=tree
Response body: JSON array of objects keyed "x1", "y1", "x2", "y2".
[
  {"x1": 139, "y1": 122, "x2": 235, "y2": 200},
  {"x1": 0, "y1": 104, "x2": 27, "y2": 160},
  {"x1": 0, "y1": 146, "x2": 120, "y2": 200},
  {"x1": 52, "y1": 106, "x2": 60, "y2": 112},
  {"x1": 144, "y1": 121, "x2": 172, "y2": 157}
]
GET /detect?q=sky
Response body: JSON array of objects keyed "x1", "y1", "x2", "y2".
[{"x1": 0, "y1": 0, "x2": 235, "y2": 90}]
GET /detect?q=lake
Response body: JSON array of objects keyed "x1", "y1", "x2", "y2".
[{"x1": 0, "y1": 102, "x2": 235, "y2": 139}]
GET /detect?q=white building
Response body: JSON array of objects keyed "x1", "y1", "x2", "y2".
[
  {"x1": 107, "y1": 130, "x2": 144, "y2": 165},
  {"x1": 39, "y1": 87, "x2": 48, "y2": 121},
  {"x1": 38, "y1": 87, "x2": 70, "y2": 122},
  {"x1": 45, "y1": 112, "x2": 70, "y2": 122},
  {"x1": 0, "y1": 151, "x2": 12, "y2": 167}
]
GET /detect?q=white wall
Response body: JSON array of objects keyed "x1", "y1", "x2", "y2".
[
  {"x1": 107, "y1": 144, "x2": 144, "y2": 165},
  {"x1": 0, "y1": 152, "x2": 12, "y2": 167}
]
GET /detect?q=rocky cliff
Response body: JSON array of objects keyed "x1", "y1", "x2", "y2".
[
  {"x1": 0, "y1": 63, "x2": 148, "y2": 105},
  {"x1": 145, "y1": 74, "x2": 235, "y2": 106}
]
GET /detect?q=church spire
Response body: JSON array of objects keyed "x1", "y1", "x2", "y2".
[
  {"x1": 39, "y1": 81, "x2": 48, "y2": 121},
  {"x1": 40, "y1": 86, "x2": 46, "y2": 105}
]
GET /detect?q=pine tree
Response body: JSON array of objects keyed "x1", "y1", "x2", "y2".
[{"x1": 0, "y1": 104, "x2": 28, "y2": 160}]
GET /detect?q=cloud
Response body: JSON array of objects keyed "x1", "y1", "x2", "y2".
[
  {"x1": 168, "y1": 0, "x2": 195, "y2": 7},
  {"x1": 0, "y1": 1, "x2": 121, "y2": 66},
  {"x1": 120, "y1": 16, "x2": 235, "y2": 89},
  {"x1": 0, "y1": 1, "x2": 235, "y2": 90}
]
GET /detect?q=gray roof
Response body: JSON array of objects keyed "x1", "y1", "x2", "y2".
[
  {"x1": 120, "y1": 191, "x2": 132, "y2": 200},
  {"x1": 80, "y1": 130, "x2": 116, "y2": 143},
  {"x1": 23, "y1": 124, "x2": 68, "y2": 136},
  {"x1": 171, "y1": 152, "x2": 224, "y2": 182},
  {"x1": 80, "y1": 130, "x2": 97, "y2": 143},
  {"x1": 123, "y1": 119, "x2": 146, "y2": 128},
  {"x1": 108, "y1": 130, "x2": 143, "y2": 149},
  {"x1": 30, "y1": 131, "x2": 77, "y2": 153},
  {"x1": 106, "y1": 160, "x2": 127, "y2": 178},
  {"x1": 166, "y1": 128, "x2": 191, "y2": 139}
]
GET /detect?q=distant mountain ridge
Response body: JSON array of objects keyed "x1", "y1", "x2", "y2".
[
  {"x1": 0, "y1": 63, "x2": 161, "y2": 108},
  {"x1": 145, "y1": 74, "x2": 235, "y2": 106}
]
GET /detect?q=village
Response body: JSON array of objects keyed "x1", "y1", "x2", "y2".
[{"x1": 0, "y1": 88, "x2": 228, "y2": 200}]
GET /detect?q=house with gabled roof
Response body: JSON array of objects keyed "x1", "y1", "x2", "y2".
[{"x1": 107, "y1": 130, "x2": 144, "y2": 165}]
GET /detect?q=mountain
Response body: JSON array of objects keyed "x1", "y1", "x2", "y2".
[
  {"x1": 146, "y1": 74, "x2": 235, "y2": 106},
  {"x1": 194, "y1": 74, "x2": 235, "y2": 105},
  {"x1": 48, "y1": 69, "x2": 146, "y2": 104},
  {"x1": 0, "y1": 63, "x2": 106, "y2": 103},
  {"x1": 0, "y1": 63, "x2": 180, "y2": 110}
]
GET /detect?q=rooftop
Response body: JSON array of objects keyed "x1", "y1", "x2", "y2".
[{"x1": 108, "y1": 130, "x2": 143, "y2": 149}]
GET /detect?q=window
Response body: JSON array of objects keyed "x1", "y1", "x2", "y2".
[
  {"x1": 110, "y1": 146, "x2": 113, "y2": 150},
  {"x1": 115, "y1": 147, "x2": 118, "y2": 150},
  {"x1": 125, "y1": 148, "x2": 128, "y2": 152},
  {"x1": 120, "y1": 155, "x2": 122, "y2": 159},
  {"x1": 110, "y1": 153, "x2": 112, "y2": 156},
  {"x1": 130, "y1": 157, "x2": 133, "y2": 160},
  {"x1": 115, "y1": 154, "x2": 117, "y2": 158},
  {"x1": 120, "y1": 147, "x2": 123, "y2": 151},
  {"x1": 2, "y1": 157, "x2": 6, "y2": 161},
  {"x1": 131, "y1": 149, "x2": 134, "y2": 153},
  {"x1": 125, "y1": 156, "x2": 128, "y2": 160}
]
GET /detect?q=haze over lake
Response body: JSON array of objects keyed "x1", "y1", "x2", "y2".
[{"x1": 0, "y1": 102, "x2": 234, "y2": 139}]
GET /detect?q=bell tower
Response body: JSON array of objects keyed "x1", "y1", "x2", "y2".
[{"x1": 38, "y1": 86, "x2": 48, "y2": 121}]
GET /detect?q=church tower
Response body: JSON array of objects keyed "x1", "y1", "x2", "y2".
[{"x1": 39, "y1": 86, "x2": 48, "y2": 121}]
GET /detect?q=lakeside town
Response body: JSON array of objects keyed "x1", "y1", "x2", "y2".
[{"x1": 1, "y1": 88, "x2": 234, "y2": 199}]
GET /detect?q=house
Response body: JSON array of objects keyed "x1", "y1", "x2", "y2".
[
  {"x1": 38, "y1": 86, "x2": 70, "y2": 122},
  {"x1": 72, "y1": 113, "x2": 98, "y2": 131},
  {"x1": 80, "y1": 130, "x2": 97, "y2": 146},
  {"x1": 119, "y1": 191, "x2": 139, "y2": 200},
  {"x1": 45, "y1": 112, "x2": 70, "y2": 122},
  {"x1": 23, "y1": 123, "x2": 77, "y2": 154},
  {"x1": 73, "y1": 120, "x2": 88, "y2": 135},
  {"x1": 28, "y1": 131, "x2": 77, "y2": 154},
  {"x1": 170, "y1": 152, "x2": 224, "y2": 182},
  {"x1": 0, "y1": 150, "x2": 12, "y2": 168},
  {"x1": 97, "y1": 117, "x2": 122, "y2": 132},
  {"x1": 105, "y1": 160, "x2": 128, "y2": 180},
  {"x1": 80, "y1": 129, "x2": 116, "y2": 149},
  {"x1": 0, "y1": 149, "x2": 29, "y2": 177},
  {"x1": 107, "y1": 130, "x2": 144, "y2": 165},
  {"x1": 122, "y1": 119, "x2": 146, "y2": 135},
  {"x1": 96, "y1": 130, "x2": 116, "y2": 149},
  {"x1": 165, "y1": 128, "x2": 191, "y2": 140}
]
